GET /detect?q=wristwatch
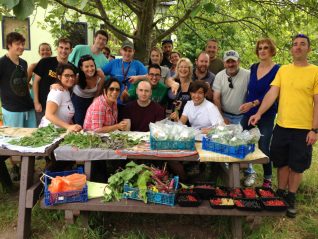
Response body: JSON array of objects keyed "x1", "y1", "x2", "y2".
[{"x1": 310, "y1": 128, "x2": 318, "y2": 133}]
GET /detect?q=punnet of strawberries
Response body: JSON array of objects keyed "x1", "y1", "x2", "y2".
[
  {"x1": 263, "y1": 199, "x2": 286, "y2": 206},
  {"x1": 242, "y1": 188, "x2": 257, "y2": 198},
  {"x1": 258, "y1": 189, "x2": 275, "y2": 198}
]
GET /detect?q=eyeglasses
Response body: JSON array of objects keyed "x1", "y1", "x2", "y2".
[
  {"x1": 109, "y1": 87, "x2": 120, "y2": 92},
  {"x1": 62, "y1": 74, "x2": 76, "y2": 79},
  {"x1": 228, "y1": 77, "x2": 233, "y2": 89},
  {"x1": 258, "y1": 46, "x2": 269, "y2": 51},
  {"x1": 148, "y1": 73, "x2": 161, "y2": 78}
]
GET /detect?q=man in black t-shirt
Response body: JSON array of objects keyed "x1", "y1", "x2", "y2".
[{"x1": 33, "y1": 38, "x2": 73, "y2": 125}]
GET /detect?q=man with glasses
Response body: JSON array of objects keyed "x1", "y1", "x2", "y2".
[
  {"x1": 123, "y1": 80, "x2": 165, "y2": 132},
  {"x1": 68, "y1": 30, "x2": 109, "y2": 69},
  {"x1": 205, "y1": 39, "x2": 224, "y2": 75},
  {"x1": 213, "y1": 50, "x2": 250, "y2": 124},
  {"x1": 127, "y1": 64, "x2": 168, "y2": 106},
  {"x1": 249, "y1": 34, "x2": 318, "y2": 218},
  {"x1": 192, "y1": 52, "x2": 215, "y2": 102},
  {"x1": 33, "y1": 38, "x2": 74, "y2": 125}
]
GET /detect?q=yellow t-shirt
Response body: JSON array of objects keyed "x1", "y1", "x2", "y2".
[{"x1": 271, "y1": 63, "x2": 318, "y2": 129}]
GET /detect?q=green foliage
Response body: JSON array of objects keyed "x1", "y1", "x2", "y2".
[{"x1": 61, "y1": 132, "x2": 102, "y2": 149}]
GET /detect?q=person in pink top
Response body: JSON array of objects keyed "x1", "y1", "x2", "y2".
[{"x1": 83, "y1": 77, "x2": 128, "y2": 133}]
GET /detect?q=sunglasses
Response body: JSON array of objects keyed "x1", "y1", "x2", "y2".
[
  {"x1": 258, "y1": 46, "x2": 269, "y2": 51},
  {"x1": 228, "y1": 77, "x2": 234, "y2": 89},
  {"x1": 109, "y1": 87, "x2": 120, "y2": 92}
]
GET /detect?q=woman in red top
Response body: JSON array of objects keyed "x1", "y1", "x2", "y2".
[{"x1": 83, "y1": 77, "x2": 128, "y2": 133}]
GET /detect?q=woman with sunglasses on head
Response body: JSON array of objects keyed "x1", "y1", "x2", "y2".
[
  {"x1": 39, "y1": 63, "x2": 82, "y2": 132},
  {"x1": 148, "y1": 46, "x2": 171, "y2": 84},
  {"x1": 71, "y1": 54, "x2": 104, "y2": 126},
  {"x1": 239, "y1": 38, "x2": 280, "y2": 188},
  {"x1": 83, "y1": 77, "x2": 128, "y2": 133}
]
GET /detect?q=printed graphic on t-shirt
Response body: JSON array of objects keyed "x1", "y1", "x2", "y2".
[{"x1": 10, "y1": 65, "x2": 28, "y2": 97}]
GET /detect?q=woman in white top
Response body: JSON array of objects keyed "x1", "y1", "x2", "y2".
[
  {"x1": 40, "y1": 63, "x2": 82, "y2": 132},
  {"x1": 171, "y1": 80, "x2": 223, "y2": 133},
  {"x1": 72, "y1": 54, "x2": 104, "y2": 126}
]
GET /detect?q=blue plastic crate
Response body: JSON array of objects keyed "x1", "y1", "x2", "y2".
[
  {"x1": 150, "y1": 135, "x2": 195, "y2": 150},
  {"x1": 44, "y1": 167, "x2": 88, "y2": 206},
  {"x1": 123, "y1": 176, "x2": 179, "y2": 206},
  {"x1": 202, "y1": 137, "x2": 255, "y2": 159}
]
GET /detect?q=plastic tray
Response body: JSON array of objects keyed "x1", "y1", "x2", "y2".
[
  {"x1": 150, "y1": 135, "x2": 195, "y2": 150},
  {"x1": 177, "y1": 192, "x2": 202, "y2": 207},
  {"x1": 213, "y1": 186, "x2": 230, "y2": 197},
  {"x1": 209, "y1": 197, "x2": 235, "y2": 209},
  {"x1": 44, "y1": 168, "x2": 88, "y2": 206},
  {"x1": 229, "y1": 188, "x2": 244, "y2": 198},
  {"x1": 234, "y1": 199, "x2": 262, "y2": 211},
  {"x1": 122, "y1": 176, "x2": 179, "y2": 206},
  {"x1": 202, "y1": 137, "x2": 255, "y2": 159},
  {"x1": 255, "y1": 187, "x2": 277, "y2": 198},
  {"x1": 260, "y1": 198, "x2": 288, "y2": 211},
  {"x1": 193, "y1": 183, "x2": 215, "y2": 200},
  {"x1": 242, "y1": 188, "x2": 258, "y2": 199}
]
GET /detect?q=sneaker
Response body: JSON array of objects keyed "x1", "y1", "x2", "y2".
[
  {"x1": 286, "y1": 192, "x2": 297, "y2": 218},
  {"x1": 262, "y1": 179, "x2": 272, "y2": 188},
  {"x1": 244, "y1": 173, "x2": 257, "y2": 187},
  {"x1": 10, "y1": 165, "x2": 20, "y2": 181}
]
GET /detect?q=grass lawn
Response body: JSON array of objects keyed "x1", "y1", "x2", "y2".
[{"x1": 0, "y1": 145, "x2": 317, "y2": 239}]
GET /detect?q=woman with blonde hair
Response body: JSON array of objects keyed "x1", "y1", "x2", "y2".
[{"x1": 148, "y1": 46, "x2": 171, "y2": 84}]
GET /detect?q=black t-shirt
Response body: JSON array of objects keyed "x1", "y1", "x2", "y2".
[
  {"x1": 123, "y1": 100, "x2": 165, "y2": 132},
  {"x1": 0, "y1": 55, "x2": 34, "y2": 112},
  {"x1": 33, "y1": 57, "x2": 59, "y2": 110}
]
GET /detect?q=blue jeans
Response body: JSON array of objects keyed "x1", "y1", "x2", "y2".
[
  {"x1": 241, "y1": 114, "x2": 275, "y2": 178},
  {"x1": 223, "y1": 112, "x2": 243, "y2": 124}
]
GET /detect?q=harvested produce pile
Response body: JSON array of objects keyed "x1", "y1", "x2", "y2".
[
  {"x1": 61, "y1": 132, "x2": 141, "y2": 149},
  {"x1": 104, "y1": 161, "x2": 175, "y2": 203},
  {"x1": 9, "y1": 124, "x2": 65, "y2": 147}
]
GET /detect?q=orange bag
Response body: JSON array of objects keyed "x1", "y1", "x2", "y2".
[{"x1": 48, "y1": 173, "x2": 86, "y2": 193}]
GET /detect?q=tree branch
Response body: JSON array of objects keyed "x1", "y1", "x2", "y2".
[
  {"x1": 120, "y1": 0, "x2": 141, "y2": 16},
  {"x1": 153, "y1": 0, "x2": 202, "y2": 43}
]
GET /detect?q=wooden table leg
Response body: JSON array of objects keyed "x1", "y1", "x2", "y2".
[
  {"x1": 17, "y1": 156, "x2": 35, "y2": 239},
  {"x1": 229, "y1": 163, "x2": 243, "y2": 239}
]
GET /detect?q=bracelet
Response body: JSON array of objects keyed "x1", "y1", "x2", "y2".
[{"x1": 252, "y1": 100, "x2": 257, "y2": 107}]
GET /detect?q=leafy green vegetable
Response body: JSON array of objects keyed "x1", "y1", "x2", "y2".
[
  {"x1": 137, "y1": 170, "x2": 152, "y2": 203},
  {"x1": 61, "y1": 132, "x2": 102, "y2": 149},
  {"x1": 101, "y1": 133, "x2": 142, "y2": 149},
  {"x1": 8, "y1": 124, "x2": 65, "y2": 147}
]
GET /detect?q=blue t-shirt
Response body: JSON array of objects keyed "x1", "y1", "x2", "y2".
[
  {"x1": 102, "y1": 59, "x2": 147, "y2": 104},
  {"x1": 244, "y1": 63, "x2": 280, "y2": 118}
]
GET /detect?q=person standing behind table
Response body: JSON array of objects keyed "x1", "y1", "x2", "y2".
[
  {"x1": 192, "y1": 51, "x2": 215, "y2": 102},
  {"x1": 123, "y1": 80, "x2": 165, "y2": 132},
  {"x1": 101, "y1": 40, "x2": 147, "y2": 118},
  {"x1": 0, "y1": 32, "x2": 36, "y2": 182},
  {"x1": 239, "y1": 38, "x2": 280, "y2": 188},
  {"x1": 161, "y1": 39, "x2": 173, "y2": 68},
  {"x1": 205, "y1": 39, "x2": 224, "y2": 75},
  {"x1": 167, "y1": 58, "x2": 193, "y2": 122},
  {"x1": 169, "y1": 51, "x2": 181, "y2": 77},
  {"x1": 68, "y1": 30, "x2": 109, "y2": 69},
  {"x1": 148, "y1": 46, "x2": 171, "y2": 84},
  {"x1": 39, "y1": 63, "x2": 82, "y2": 132},
  {"x1": 72, "y1": 55, "x2": 104, "y2": 126},
  {"x1": 27, "y1": 42, "x2": 52, "y2": 99},
  {"x1": 127, "y1": 64, "x2": 168, "y2": 106},
  {"x1": 249, "y1": 34, "x2": 318, "y2": 218},
  {"x1": 83, "y1": 77, "x2": 128, "y2": 133},
  {"x1": 33, "y1": 38, "x2": 73, "y2": 126}
]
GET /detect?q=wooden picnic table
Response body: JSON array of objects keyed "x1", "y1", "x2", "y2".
[{"x1": 40, "y1": 147, "x2": 285, "y2": 239}]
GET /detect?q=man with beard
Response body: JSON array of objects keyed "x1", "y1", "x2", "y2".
[
  {"x1": 206, "y1": 39, "x2": 224, "y2": 75},
  {"x1": 161, "y1": 39, "x2": 173, "y2": 68},
  {"x1": 68, "y1": 30, "x2": 109, "y2": 69},
  {"x1": 192, "y1": 52, "x2": 215, "y2": 102}
]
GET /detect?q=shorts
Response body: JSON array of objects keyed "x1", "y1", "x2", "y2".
[
  {"x1": 270, "y1": 125, "x2": 312, "y2": 173},
  {"x1": 2, "y1": 107, "x2": 37, "y2": 128}
]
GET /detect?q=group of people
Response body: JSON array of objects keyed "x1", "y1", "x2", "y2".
[{"x1": 0, "y1": 30, "x2": 317, "y2": 219}]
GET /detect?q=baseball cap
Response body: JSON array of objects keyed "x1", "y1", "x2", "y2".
[
  {"x1": 121, "y1": 40, "x2": 134, "y2": 49},
  {"x1": 223, "y1": 50, "x2": 239, "y2": 61},
  {"x1": 162, "y1": 39, "x2": 173, "y2": 45}
]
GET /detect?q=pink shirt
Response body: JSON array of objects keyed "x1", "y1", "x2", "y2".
[{"x1": 83, "y1": 95, "x2": 117, "y2": 131}]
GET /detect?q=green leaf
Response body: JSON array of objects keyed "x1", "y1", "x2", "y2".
[
  {"x1": 36, "y1": 0, "x2": 48, "y2": 9},
  {"x1": 0, "y1": 0, "x2": 20, "y2": 9},
  {"x1": 13, "y1": 0, "x2": 34, "y2": 19},
  {"x1": 66, "y1": 0, "x2": 78, "y2": 5},
  {"x1": 203, "y1": 3, "x2": 215, "y2": 14},
  {"x1": 190, "y1": 5, "x2": 201, "y2": 18},
  {"x1": 79, "y1": 0, "x2": 88, "y2": 10}
]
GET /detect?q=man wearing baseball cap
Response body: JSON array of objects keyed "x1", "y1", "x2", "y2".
[{"x1": 102, "y1": 39, "x2": 147, "y2": 108}]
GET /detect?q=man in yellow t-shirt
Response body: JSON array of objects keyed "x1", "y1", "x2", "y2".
[{"x1": 249, "y1": 34, "x2": 318, "y2": 218}]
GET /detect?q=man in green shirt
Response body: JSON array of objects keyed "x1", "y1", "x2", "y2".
[
  {"x1": 206, "y1": 39, "x2": 224, "y2": 75},
  {"x1": 128, "y1": 64, "x2": 168, "y2": 106}
]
